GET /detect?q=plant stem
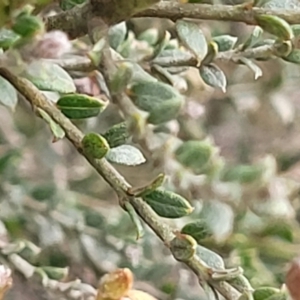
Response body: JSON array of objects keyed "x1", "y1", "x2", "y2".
[{"x1": 46, "y1": 2, "x2": 300, "y2": 39}]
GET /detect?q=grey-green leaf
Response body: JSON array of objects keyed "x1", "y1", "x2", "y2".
[
  {"x1": 130, "y1": 81, "x2": 183, "y2": 124},
  {"x1": 143, "y1": 188, "x2": 194, "y2": 218},
  {"x1": 196, "y1": 245, "x2": 225, "y2": 269},
  {"x1": 199, "y1": 64, "x2": 227, "y2": 92},
  {"x1": 108, "y1": 22, "x2": 127, "y2": 50},
  {"x1": 24, "y1": 61, "x2": 76, "y2": 93},
  {"x1": 175, "y1": 140, "x2": 215, "y2": 175},
  {"x1": 0, "y1": 75, "x2": 18, "y2": 109},
  {"x1": 175, "y1": 20, "x2": 207, "y2": 62},
  {"x1": 37, "y1": 108, "x2": 65, "y2": 141},
  {"x1": 283, "y1": 49, "x2": 300, "y2": 64},
  {"x1": 181, "y1": 220, "x2": 213, "y2": 242},
  {"x1": 0, "y1": 28, "x2": 20, "y2": 49},
  {"x1": 238, "y1": 57, "x2": 263, "y2": 80},
  {"x1": 170, "y1": 234, "x2": 197, "y2": 262},
  {"x1": 106, "y1": 145, "x2": 146, "y2": 166},
  {"x1": 242, "y1": 26, "x2": 263, "y2": 50},
  {"x1": 212, "y1": 35, "x2": 238, "y2": 52},
  {"x1": 253, "y1": 287, "x2": 281, "y2": 300},
  {"x1": 102, "y1": 122, "x2": 129, "y2": 148},
  {"x1": 82, "y1": 133, "x2": 110, "y2": 159}
]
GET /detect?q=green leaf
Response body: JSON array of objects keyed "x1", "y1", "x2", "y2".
[
  {"x1": 238, "y1": 57, "x2": 263, "y2": 80},
  {"x1": 12, "y1": 14, "x2": 44, "y2": 38},
  {"x1": 137, "y1": 28, "x2": 159, "y2": 46},
  {"x1": 242, "y1": 26, "x2": 263, "y2": 50},
  {"x1": 199, "y1": 64, "x2": 227, "y2": 92},
  {"x1": 130, "y1": 62, "x2": 158, "y2": 83},
  {"x1": 56, "y1": 94, "x2": 107, "y2": 119},
  {"x1": 129, "y1": 81, "x2": 183, "y2": 124},
  {"x1": 41, "y1": 266, "x2": 69, "y2": 280},
  {"x1": 175, "y1": 140, "x2": 215, "y2": 175},
  {"x1": 259, "y1": 222, "x2": 293, "y2": 242},
  {"x1": 0, "y1": 150, "x2": 20, "y2": 174},
  {"x1": 102, "y1": 122, "x2": 129, "y2": 148},
  {"x1": 181, "y1": 220, "x2": 213, "y2": 243},
  {"x1": 0, "y1": 75, "x2": 18, "y2": 110},
  {"x1": 151, "y1": 64, "x2": 174, "y2": 86},
  {"x1": 88, "y1": 38, "x2": 106, "y2": 67},
  {"x1": 82, "y1": 133, "x2": 110, "y2": 159},
  {"x1": 60, "y1": 0, "x2": 86, "y2": 10},
  {"x1": 212, "y1": 35, "x2": 237, "y2": 52},
  {"x1": 283, "y1": 49, "x2": 300, "y2": 63},
  {"x1": 37, "y1": 108, "x2": 65, "y2": 141},
  {"x1": 142, "y1": 188, "x2": 194, "y2": 218},
  {"x1": 228, "y1": 275, "x2": 254, "y2": 294},
  {"x1": 110, "y1": 62, "x2": 133, "y2": 94},
  {"x1": 108, "y1": 22, "x2": 127, "y2": 50},
  {"x1": 106, "y1": 145, "x2": 146, "y2": 166},
  {"x1": 124, "y1": 202, "x2": 144, "y2": 240},
  {"x1": 253, "y1": 287, "x2": 281, "y2": 300},
  {"x1": 0, "y1": 28, "x2": 20, "y2": 49},
  {"x1": 129, "y1": 173, "x2": 165, "y2": 197},
  {"x1": 170, "y1": 233, "x2": 197, "y2": 262},
  {"x1": 201, "y1": 41, "x2": 219, "y2": 65},
  {"x1": 24, "y1": 61, "x2": 76, "y2": 93},
  {"x1": 152, "y1": 31, "x2": 171, "y2": 59},
  {"x1": 175, "y1": 20, "x2": 207, "y2": 63},
  {"x1": 291, "y1": 24, "x2": 300, "y2": 37},
  {"x1": 255, "y1": 15, "x2": 294, "y2": 41},
  {"x1": 259, "y1": 0, "x2": 300, "y2": 9},
  {"x1": 153, "y1": 49, "x2": 194, "y2": 67},
  {"x1": 196, "y1": 245, "x2": 225, "y2": 269},
  {"x1": 221, "y1": 164, "x2": 263, "y2": 183}
]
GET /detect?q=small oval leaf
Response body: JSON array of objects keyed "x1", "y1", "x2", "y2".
[
  {"x1": 255, "y1": 15, "x2": 294, "y2": 41},
  {"x1": 181, "y1": 220, "x2": 213, "y2": 242},
  {"x1": 124, "y1": 202, "x2": 144, "y2": 240},
  {"x1": 108, "y1": 22, "x2": 127, "y2": 50},
  {"x1": 242, "y1": 26, "x2": 263, "y2": 50},
  {"x1": 41, "y1": 266, "x2": 69, "y2": 280},
  {"x1": 196, "y1": 245, "x2": 225, "y2": 269},
  {"x1": 238, "y1": 57, "x2": 263, "y2": 80},
  {"x1": 60, "y1": 0, "x2": 86, "y2": 10},
  {"x1": 130, "y1": 173, "x2": 165, "y2": 197},
  {"x1": 170, "y1": 233, "x2": 197, "y2": 262},
  {"x1": 110, "y1": 63, "x2": 133, "y2": 94},
  {"x1": 175, "y1": 140, "x2": 215, "y2": 175},
  {"x1": 82, "y1": 133, "x2": 110, "y2": 159},
  {"x1": 0, "y1": 75, "x2": 18, "y2": 110},
  {"x1": 199, "y1": 64, "x2": 227, "y2": 92},
  {"x1": 102, "y1": 122, "x2": 129, "y2": 148},
  {"x1": 212, "y1": 35, "x2": 238, "y2": 52},
  {"x1": 143, "y1": 188, "x2": 194, "y2": 218},
  {"x1": 175, "y1": 20, "x2": 208, "y2": 62},
  {"x1": 283, "y1": 49, "x2": 300, "y2": 64},
  {"x1": 12, "y1": 14, "x2": 44, "y2": 37},
  {"x1": 221, "y1": 164, "x2": 263, "y2": 183},
  {"x1": 37, "y1": 108, "x2": 65, "y2": 141},
  {"x1": 56, "y1": 94, "x2": 107, "y2": 119},
  {"x1": 106, "y1": 145, "x2": 146, "y2": 166},
  {"x1": 0, "y1": 28, "x2": 20, "y2": 49},
  {"x1": 253, "y1": 287, "x2": 281, "y2": 300},
  {"x1": 129, "y1": 81, "x2": 183, "y2": 124},
  {"x1": 24, "y1": 61, "x2": 76, "y2": 93}
]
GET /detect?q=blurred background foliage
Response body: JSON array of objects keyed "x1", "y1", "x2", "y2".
[{"x1": 1, "y1": 0, "x2": 300, "y2": 299}]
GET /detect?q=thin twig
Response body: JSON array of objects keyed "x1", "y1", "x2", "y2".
[{"x1": 46, "y1": 2, "x2": 300, "y2": 40}]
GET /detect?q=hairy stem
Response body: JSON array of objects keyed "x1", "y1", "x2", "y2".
[{"x1": 46, "y1": 2, "x2": 300, "y2": 40}]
